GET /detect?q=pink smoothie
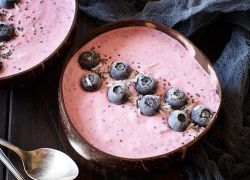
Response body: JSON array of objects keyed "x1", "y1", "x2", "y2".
[
  {"x1": 62, "y1": 26, "x2": 220, "y2": 159},
  {"x1": 0, "y1": 0, "x2": 76, "y2": 77}
]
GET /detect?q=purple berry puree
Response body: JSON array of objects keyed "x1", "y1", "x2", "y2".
[
  {"x1": 0, "y1": 0, "x2": 76, "y2": 77},
  {"x1": 62, "y1": 26, "x2": 220, "y2": 159}
]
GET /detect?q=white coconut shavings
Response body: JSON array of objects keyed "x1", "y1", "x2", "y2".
[
  {"x1": 128, "y1": 96, "x2": 139, "y2": 106},
  {"x1": 138, "y1": 107, "x2": 141, "y2": 114},
  {"x1": 0, "y1": 21, "x2": 7, "y2": 25},
  {"x1": 137, "y1": 69, "x2": 146, "y2": 75},
  {"x1": 86, "y1": 56, "x2": 92, "y2": 61},
  {"x1": 172, "y1": 94, "x2": 178, "y2": 99},
  {"x1": 15, "y1": 27, "x2": 22, "y2": 35},
  {"x1": 14, "y1": 3, "x2": 20, "y2": 11},
  {"x1": 128, "y1": 70, "x2": 139, "y2": 81},
  {"x1": 159, "y1": 109, "x2": 167, "y2": 116},
  {"x1": 85, "y1": 77, "x2": 92, "y2": 86},
  {"x1": 106, "y1": 80, "x2": 123, "y2": 88},
  {"x1": 106, "y1": 82, "x2": 114, "y2": 88},
  {"x1": 32, "y1": 23, "x2": 36, "y2": 33},
  {"x1": 146, "y1": 63, "x2": 159, "y2": 68},
  {"x1": 186, "y1": 123, "x2": 195, "y2": 130},
  {"x1": 155, "y1": 95, "x2": 160, "y2": 99},
  {"x1": 184, "y1": 102, "x2": 198, "y2": 112},
  {"x1": 188, "y1": 128, "x2": 199, "y2": 135},
  {"x1": 6, "y1": 13, "x2": 13, "y2": 20},
  {"x1": 161, "y1": 103, "x2": 172, "y2": 111}
]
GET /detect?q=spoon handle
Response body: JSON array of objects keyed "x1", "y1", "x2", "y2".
[
  {"x1": 0, "y1": 148, "x2": 25, "y2": 180},
  {"x1": 0, "y1": 138, "x2": 24, "y2": 158}
]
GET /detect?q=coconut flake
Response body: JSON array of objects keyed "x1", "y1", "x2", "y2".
[
  {"x1": 128, "y1": 96, "x2": 138, "y2": 106},
  {"x1": 186, "y1": 123, "x2": 195, "y2": 130},
  {"x1": 172, "y1": 94, "x2": 178, "y2": 99},
  {"x1": 159, "y1": 109, "x2": 167, "y2": 116},
  {"x1": 15, "y1": 28, "x2": 22, "y2": 35},
  {"x1": 122, "y1": 79, "x2": 132, "y2": 87},
  {"x1": 86, "y1": 56, "x2": 92, "y2": 61},
  {"x1": 184, "y1": 102, "x2": 198, "y2": 112},
  {"x1": 106, "y1": 81, "x2": 114, "y2": 88},
  {"x1": 0, "y1": 21, "x2": 7, "y2": 25},
  {"x1": 85, "y1": 77, "x2": 92, "y2": 86},
  {"x1": 147, "y1": 63, "x2": 159, "y2": 68},
  {"x1": 129, "y1": 70, "x2": 139, "y2": 81},
  {"x1": 32, "y1": 23, "x2": 36, "y2": 32},
  {"x1": 137, "y1": 68, "x2": 146, "y2": 75},
  {"x1": 155, "y1": 95, "x2": 160, "y2": 99},
  {"x1": 161, "y1": 103, "x2": 172, "y2": 112},
  {"x1": 14, "y1": 3, "x2": 20, "y2": 11},
  {"x1": 138, "y1": 108, "x2": 141, "y2": 114}
]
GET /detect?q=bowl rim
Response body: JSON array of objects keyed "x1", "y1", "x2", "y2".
[
  {"x1": 58, "y1": 19, "x2": 222, "y2": 162},
  {"x1": 0, "y1": 0, "x2": 78, "y2": 81}
]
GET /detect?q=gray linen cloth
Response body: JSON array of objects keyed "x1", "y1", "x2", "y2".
[{"x1": 79, "y1": 1, "x2": 250, "y2": 179}]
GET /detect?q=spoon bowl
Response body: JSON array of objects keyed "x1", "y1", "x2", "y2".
[
  {"x1": 0, "y1": 138, "x2": 79, "y2": 180},
  {"x1": 22, "y1": 148, "x2": 79, "y2": 180}
]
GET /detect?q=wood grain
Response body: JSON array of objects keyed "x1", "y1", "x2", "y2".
[{"x1": 0, "y1": 91, "x2": 9, "y2": 180}]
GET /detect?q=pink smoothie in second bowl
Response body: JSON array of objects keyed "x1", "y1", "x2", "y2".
[
  {"x1": 0, "y1": 0, "x2": 76, "y2": 78},
  {"x1": 62, "y1": 26, "x2": 220, "y2": 159}
]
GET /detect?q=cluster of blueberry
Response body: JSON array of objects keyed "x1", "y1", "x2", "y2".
[
  {"x1": 0, "y1": 0, "x2": 19, "y2": 70},
  {"x1": 0, "y1": 0, "x2": 17, "y2": 42},
  {"x1": 78, "y1": 51, "x2": 102, "y2": 91},
  {"x1": 78, "y1": 50, "x2": 212, "y2": 132},
  {"x1": 0, "y1": 21, "x2": 14, "y2": 43}
]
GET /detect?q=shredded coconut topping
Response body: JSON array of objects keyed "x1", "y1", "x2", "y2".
[{"x1": 86, "y1": 77, "x2": 92, "y2": 86}]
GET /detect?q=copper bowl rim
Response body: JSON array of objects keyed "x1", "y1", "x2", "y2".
[
  {"x1": 0, "y1": 0, "x2": 78, "y2": 81},
  {"x1": 58, "y1": 19, "x2": 222, "y2": 162}
]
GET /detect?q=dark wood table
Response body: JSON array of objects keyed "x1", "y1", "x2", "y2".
[{"x1": 0, "y1": 11, "x2": 230, "y2": 180}]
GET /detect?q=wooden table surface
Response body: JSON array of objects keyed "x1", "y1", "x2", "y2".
[{"x1": 0, "y1": 11, "x2": 230, "y2": 180}]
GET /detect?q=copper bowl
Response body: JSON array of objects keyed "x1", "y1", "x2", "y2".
[
  {"x1": 0, "y1": 0, "x2": 78, "y2": 88},
  {"x1": 58, "y1": 19, "x2": 222, "y2": 172}
]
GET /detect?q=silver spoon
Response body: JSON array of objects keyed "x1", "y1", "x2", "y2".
[
  {"x1": 0, "y1": 148, "x2": 24, "y2": 180},
  {"x1": 0, "y1": 138, "x2": 79, "y2": 180}
]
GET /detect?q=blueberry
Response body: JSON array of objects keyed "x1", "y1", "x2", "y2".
[
  {"x1": 165, "y1": 88, "x2": 187, "y2": 109},
  {"x1": 0, "y1": 24, "x2": 14, "y2": 42},
  {"x1": 109, "y1": 61, "x2": 132, "y2": 80},
  {"x1": 78, "y1": 51, "x2": 100, "y2": 70},
  {"x1": 108, "y1": 82, "x2": 129, "y2": 105},
  {"x1": 0, "y1": 0, "x2": 19, "y2": 9},
  {"x1": 135, "y1": 74, "x2": 157, "y2": 95},
  {"x1": 168, "y1": 110, "x2": 190, "y2": 132},
  {"x1": 139, "y1": 95, "x2": 160, "y2": 116},
  {"x1": 191, "y1": 105, "x2": 211, "y2": 127},
  {"x1": 80, "y1": 73, "x2": 102, "y2": 92}
]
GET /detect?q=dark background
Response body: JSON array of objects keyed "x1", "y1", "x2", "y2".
[{"x1": 0, "y1": 11, "x2": 230, "y2": 180}]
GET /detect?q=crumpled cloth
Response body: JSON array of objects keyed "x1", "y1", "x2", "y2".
[{"x1": 79, "y1": 1, "x2": 250, "y2": 179}]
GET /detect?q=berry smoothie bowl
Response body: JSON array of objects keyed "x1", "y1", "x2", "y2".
[
  {"x1": 59, "y1": 20, "x2": 222, "y2": 171},
  {"x1": 0, "y1": 0, "x2": 77, "y2": 88}
]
